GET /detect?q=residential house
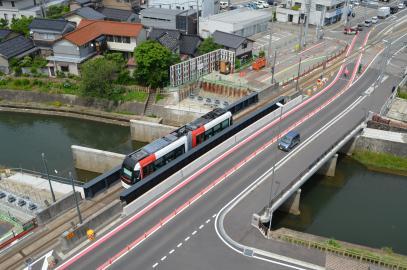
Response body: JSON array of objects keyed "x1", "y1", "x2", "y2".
[
  {"x1": 148, "y1": 28, "x2": 202, "y2": 58},
  {"x1": 140, "y1": 7, "x2": 197, "y2": 34},
  {"x1": 0, "y1": 0, "x2": 68, "y2": 23},
  {"x1": 29, "y1": 18, "x2": 76, "y2": 56},
  {"x1": 96, "y1": 7, "x2": 138, "y2": 22},
  {"x1": 98, "y1": 0, "x2": 142, "y2": 11},
  {"x1": 64, "y1": 7, "x2": 106, "y2": 25},
  {"x1": 47, "y1": 19, "x2": 146, "y2": 76},
  {"x1": 212, "y1": 30, "x2": 253, "y2": 60},
  {"x1": 0, "y1": 35, "x2": 38, "y2": 73},
  {"x1": 276, "y1": 0, "x2": 345, "y2": 25},
  {"x1": 199, "y1": 8, "x2": 270, "y2": 38},
  {"x1": 0, "y1": 29, "x2": 19, "y2": 41},
  {"x1": 69, "y1": 0, "x2": 94, "y2": 11}
]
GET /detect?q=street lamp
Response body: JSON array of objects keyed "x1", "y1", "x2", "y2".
[
  {"x1": 265, "y1": 102, "x2": 284, "y2": 234},
  {"x1": 69, "y1": 172, "x2": 83, "y2": 225},
  {"x1": 41, "y1": 153, "x2": 56, "y2": 203}
]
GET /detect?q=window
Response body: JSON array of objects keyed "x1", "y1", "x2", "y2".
[
  {"x1": 123, "y1": 36, "x2": 130, "y2": 43},
  {"x1": 242, "y1": 42, "x2": 247, "y2": 49},
  {"x1": 60, "y1": 65, "x2": 69, "y2": 72},
  {"x1": 107, "y1": 35, "x2": 113, "y2": 42},
  {"x1": 221, "y1": 119, "x2": 229, "y2": 129},
  {"x1": 0, "y1": 1, "x2": 3, "y2": 6},
  {"x1": 316, "y1": 4, "x2": 323, "y2": 11},
  {"x1": 11, "y1": 1, "x2": 14, "y2": 7},
  {"x1": 114, "y1": 36, "x2": 122, "y2": 42}
]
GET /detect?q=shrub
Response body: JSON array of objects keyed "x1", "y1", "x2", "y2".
[
  {"x1": 259, "y1": 50, "x2": 265, "y2": 58},
  {"x1": 13, "y1": 66, "x2": 22, "y2": 76},
  {"x1": 291, "y1": 5, "x2": 300, "y2": 10}
]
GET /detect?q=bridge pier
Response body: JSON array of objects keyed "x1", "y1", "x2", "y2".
[
  {"x1": 339, "y1": 136, "x2": 359, "y2": 156},
  {"x1": 317, "y1": 153, "x2": 338, "y2": 177},
  {"x1": 279, "y1": 188, "x2": 301, "y2": 216}
]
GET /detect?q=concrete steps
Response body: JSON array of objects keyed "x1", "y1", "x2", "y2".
[{"x1": 144, "y1": 89, "x2": 156, "y2": 116}]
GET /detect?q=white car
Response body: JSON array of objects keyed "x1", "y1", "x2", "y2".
[
  {"x1": 371, "y1": 16, "x2": 378, "y2": 23},
  {"x1": 220, "y1": 1, "x2": 228, "y2": 9},
  {"x1": 254, "y1": 1, "x2": 264, "y2": 8},
  {"x1": 398, "y1": 3, "x2": 405, "y2": 9},
  {"x1": 258, "y1": 0, "x2": 270, "y2": 8}
]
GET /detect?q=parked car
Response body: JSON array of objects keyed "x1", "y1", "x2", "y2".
[
  {"x1": 371, "y1": 16, "x2": 378, "y2": 23},
  {"x1": 364, "y1": 19, "x2": 372, "y2": 27},
  {"x1": 357, "y1": 23, "x2": 364, "y2": 31},
  {"x1": 278, "y1": 131, "x2": 301, "y2": 152},
  {"x1": 257, "y1": 0, "x2": 269, "y2": 8},
  {"x1": 246, "y1": 2, "x2": 259, "y2": 9},
  {"x1": 197, "y1": 96, "x2": 203, "y2": 101},
  {"x1": 253, "y1": 1, "x2": 264, "y2": 8},
  {"x1": 18, "y1": 199, "x2": 26, "y2": 207},
  {"x1": 0, "y1": 191, "x2": 6, "y2": 199},
  {"x1": 398, "y1": 3, "x2": 405, "y2": 9},
  {"x1": 7, "y1": 195, "x2": 16, "y2": 203},
  {"x1": 220, "y1": 1, "x2": 228, "y2": 9},
  {"x1": 28, "y1": 203, "x2": 37, "y2": 211},
  {"x1": 344, "y1": 26, "x2": 358, "y2": 35},
  {"x1": 390, "y1": 5, "x2": 399, "y2": 14},
  {"x1": 206, "y1": 98, "x2": 212, "y2": 103},
  {"x1": 267, "y1": 0, "x2": 275, "y2": 5},
  {"x1": 378, "y1": 6, "x2": 390, "y2": 18}
]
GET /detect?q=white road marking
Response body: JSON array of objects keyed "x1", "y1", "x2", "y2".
[
  {"x1": 152, "y1": 263, "x2": 159, "y2": 268},
  {"x1": 177, "y1": 243, "x2": 182, "y2": 248},
  {"x1": 206, "y1": 219, "x2": 211, "y2": 224},
  {"x1": 169, "y1": 249, "x2": 175, "y2": 254},
  {"x1": 161, "y1": 256, "x2": 167, "y2": 261},
  {"x1": 381, "y1": 75, "x2": 388, "y2": 83},
  {"x1": 199, "y1": 224, "x2": 204, "y2": 229},
  {"x1": 185, "y1": 236, "x2": 190, "y2": 241},
  {"x1": 192, "y1": 230, "x2": 197, "y2": 235},
  {"x1": 212, "y1": 214, "x2": 217, "y2": 218}
]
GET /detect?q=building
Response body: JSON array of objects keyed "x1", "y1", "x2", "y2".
[
  {"x1": 29, "y1": 18, "x2": 76, "y2": 55},
  {"x1": 148, "y1": 28, "x2": 202, "y2": 58},
  {"x1": 276, "y1": 0, "x2": 345, "y2": 25},
  {"x1": 47, "y1": 19, "x2": 146, "y2": 76},
  {"x1": 64, "y1": 7, "x2": 106, "y2": 25},
  {"x1": 199, "y1": 8, "x2": 270, "y2": 38},
  {"x1": 212, "y1": 30, "x2": 253, "y2": 60},
  {"x1": 140, "y1": 7, "x2": 197, "y2": 34},
  {"x1": 0, "y1": 35, "x2": 38, "y2": 73},
  {"x1": 0, "y1": 0, "x2": 67, "y2": 24},
  {"x1": 99, "y1": 0, "x2": 141, "y2": 11},
  {"x1": 147, "y1": 0, "x2": 219, "y2": 18},
  {"x1": 0, "y1": 29, "x2": 19, "y2": 41},
  {"x1": 96, "y1": 7, "x2": 139, "y2": 22},
  {"x1": 69, "y1": 0, "x2": 93, "y2": 11}
]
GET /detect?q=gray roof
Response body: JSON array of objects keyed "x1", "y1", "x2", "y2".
[
  {"x1": 0, "y1": 29, "x2": 12, "y2": 40},
  {"x1": 158, "y1": 33, "x2": 179, "y2": 52},
  {"x1": 140, "y1": 7, "x2": 186, "y2": 17},
  {"x1": 74, "y1": 7, "x2": 106, "y2": 20},
  {"x1": 180, "y1": 35, "x2": 202, "y2": 56},
  {"x1": 212, "y1": 30, "x2": 253, "y2": 49},
  {"x1": 74, "y1": 0, "x2": 91, "y2": 4},
  {"x1": 97, "y1": 7, "x2": 136, "y2": 21},
  {"x1": 149, "y1": 28, "x2": 181, "y2": 41},
  {"x1": 29, "y1": 18, "x2": 74, "y2": 32},
  {"x1": 0, "y1": 36, "x2": 36, "y2": 59}
]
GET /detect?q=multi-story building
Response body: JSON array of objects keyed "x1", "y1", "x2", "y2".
[
  {"x1": 146, "y1": 0, "x2": 219, "y2": 18},
  {"x1": 0, "y1": 0, "x2": 67, "y2": 24},
  {"x1": 276, "y1": 0, "x2": 345, "y2": 26}
]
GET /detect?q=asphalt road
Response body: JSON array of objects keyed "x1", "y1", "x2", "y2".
[{"x1": 57, "y1": 11, "x2": 407, "y2": 270}]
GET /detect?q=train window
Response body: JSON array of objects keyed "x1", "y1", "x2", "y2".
[
  {"x1": 221, "y1": 119, "x2": 229, "y2": 129},
  {"x1": 143, "y1": 163, "x2": 154, "y2": 177},
  {"x1": 154, "y1": 157, "x2": 165, "y2": 170},
  {"x1": 204, "y1": 129, "x2": 214, "y2": 140},
  {"x1": 196, "y1": 134, "x2": 204, "y2": 145},
  {"x1": 213, "y1": 123, "x2": 221, "y2": 133},
  {"x1": 123, "y1": 167, "x2": 132, "y2": 178}
]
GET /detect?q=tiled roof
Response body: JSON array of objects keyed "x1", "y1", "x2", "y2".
[
  {"x1": 180, "y1": 35, "x2": 202, "y2": 56},
  {"x1": 63, "y1": 20, "x2": 143, "y2": 46},
  {"x1": 0, "y1": 35, "x2": 36, "y2": 59},
  {"x1": 212, "y1": 30, "x2": 253, "y2": 49},
  {"x1": 97, "y1": 7, "x2": 135, "y2": 21},
  {"x1": 29, "y1": 18, "x2": 74, "y2": 32},
  {"x1": 157, "y1": 33, "x2": 179, "y2": 52},
  {"x1": 74, "y1": 7, "x2": 106, "y2": 20},
  {"x1": 0, "y1": 29, "x2": 12, "y2": 40}
]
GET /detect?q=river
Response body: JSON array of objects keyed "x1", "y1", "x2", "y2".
[
  {"x1": 0, "y1": 111, "x2": 144, "y2": 181},
  {"x1": 272, "y1": 155, "x2": 407, "y2": 255}
]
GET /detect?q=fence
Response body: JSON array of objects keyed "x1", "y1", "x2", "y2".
[
  {"x1": 0, "y1": 212, "x2": 37, "y2": 250},
  {"x1": 3, "y1": 168, "x2": 82, "y2": 186},
  {"x1": 273, "y1": 233, "x2": 407, "y2": 270}
]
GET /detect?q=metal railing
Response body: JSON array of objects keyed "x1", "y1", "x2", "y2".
[
  {"x1": 273, "y1": 233, "x2": 407, "y2": 270},
  {"x1": 4, "y1": 168, "x2": 83, "y2": 186}
]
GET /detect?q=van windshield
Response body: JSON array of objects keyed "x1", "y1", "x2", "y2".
[{"x1": 281, "y1": 136, "x2": 291, "y2": 144}]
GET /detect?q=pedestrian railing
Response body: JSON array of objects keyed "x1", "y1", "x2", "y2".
[{"x1": 273, "y1": 233, "x2": 407, "y2": 270}]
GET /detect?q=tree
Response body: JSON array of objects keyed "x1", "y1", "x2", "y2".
[
  {"x1": 0, "y1": 18, "x2": 8, "y2": 29},
  {"x1": 133, "y1": 40, "x2": 180, "y2": 88},
  {"x1": 79, "y1": 57, "x2": 119, "y2": 98},
  {"x1": 47, "y1": 4, "x2": 70, "y2": 19},
  {"x1": 198, "y1": 37, "x2": 222, "y2": 55},
  {"x1": 10, "y1": 16, "x2": 33, "y2": 36}
]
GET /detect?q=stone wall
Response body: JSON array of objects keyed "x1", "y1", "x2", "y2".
[
  {"x1": 0, "y1": 89, "x2": 145, "y2": 115},
  {"x1": 71, "y1": 145, "x2": 125, "y2": 173}
]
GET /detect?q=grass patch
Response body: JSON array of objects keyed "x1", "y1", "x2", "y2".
[
  {"x1": 352, "y1": 150, "x2": 407, "y2": 172},
  {"x1": 120, "y1": 91, "x2": 148, "y2": 102},
  {"x1": 155, "y1": 93, "x2": 164, "y2": 102},
  {"x1": 398, "y1": 90, "x2": 407, "y2": 99}
]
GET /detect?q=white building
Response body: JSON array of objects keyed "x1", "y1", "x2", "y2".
[
  {"x1": 146, "y1": 0, "x2": 219, "y2": 18},
  {"x1": 276, "y1": 0, "x2": 345, "y2": 26},
  {"x1": 199, "y1": 8, "x2": 271, "y2": 38}
]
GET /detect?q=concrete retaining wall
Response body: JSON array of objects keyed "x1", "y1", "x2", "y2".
[
  {"x1": 72, "y1": 145, "x2": 125, "y2": 173},
  {"x1": 0, "y1": 89, "x2": 145, "y2": 115},
  {"x1": 354, "y1": 136, "x2": 407, "y2": 157},
  {"x1": 60, "y1": 199, "x2": 122, "y2": 253},
  {"x1": 151, "y1": 104, "x2": 207, "y2": 126},
  {"x1": 130, "y1": 119, "x2": 177, "y2": 142},
  {"x1": 123, "y1": 95, "x2": 303, "y2": 216},
  {"x1": 36, "y1": 191, "x2": 82, "y2": 225}
]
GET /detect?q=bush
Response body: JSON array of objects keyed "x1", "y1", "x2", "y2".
[
  {"x1": 56, "y1": 70, "x2": 66, "y2": 78},
  {"x1": 259, "y1": 50, "x2": 265, "y2": 58},
  {"x1": 327, "y1": 239, "x2": 341, "y2": 248},
  {"x1": 13, "y1": 66, "x2": 22, "y2": 76},
  {"x1": 291, "y1": 5, "x2": 300, "y2": 10}
]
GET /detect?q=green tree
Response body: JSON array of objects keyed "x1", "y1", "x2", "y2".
[
  {"x1": 10, "y1": 16, "x2": 33, "y2": 36},
  {"x1": 80, "y1": 57, "x2": 119, "y2": 98},
  {"x1": 47, "y1": 4, "x2": 70, "y2": 19},
  {"x1": 198, "y1": 37, "x2": 222, "y2": 55},
  {"x1": 104, "y1": 52, "x2": 126, "y2": 68},
  {"x1": 0, "y1": 18, "x2": 8, "y2": 29},
  {"x1": 133, "y1": 40, "x2": 180, "y2": 88}
]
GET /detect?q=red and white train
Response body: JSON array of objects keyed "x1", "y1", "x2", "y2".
[{"x1": 121, "y1": 108, "x2": 233, "y2": 188}]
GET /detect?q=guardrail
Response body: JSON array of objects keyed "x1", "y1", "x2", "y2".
[
  {"x1": 5, "y1": 168, "x2": 83, "y2": 186},
  {"x1": 273, "y1": 233, "x2": 407, "y2": 270}
]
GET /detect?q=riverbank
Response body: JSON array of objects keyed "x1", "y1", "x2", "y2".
[{"x1": 352, "y1": 150, "x2": 407, "y2": 176}]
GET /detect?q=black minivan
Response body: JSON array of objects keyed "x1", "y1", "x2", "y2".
[{"x1": 278, "y1": 131, "x2": 300, "y2": 152}]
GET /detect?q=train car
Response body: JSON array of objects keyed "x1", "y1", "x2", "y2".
[{"x1": 121, "y1": 108, "x2": 232, "y2": 188}]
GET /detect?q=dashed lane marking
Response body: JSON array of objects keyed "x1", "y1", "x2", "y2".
[
  {"x1": 169, "y1": 249, "x2": 175, "y2": 254},
  {"x1": 206, "y1": 219, "x2": 211, "y2": 224},
  {"x1": 192, "y1": 230, "x2": 197, "y2": 235},
  {"x1": 152, "y1": 263, "x2": 158, "y2": 268},
  {"x1": 161, "y1": 256, "x2": 167, "y2": 261},
  {"x1": 177, "y1": 243, "x2": 182, "y2": 248},
  {"x1": 199, "y1": 224, "x2": 204, "y2": 229},
  {"x1": 185, "y1": 236, "x2": 190, "y2": 242}
]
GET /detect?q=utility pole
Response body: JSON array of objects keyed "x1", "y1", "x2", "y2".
[
  {"x1": 69, "y1": 172, "x2": 83, "y2": 224},
  {"x1": 295, "y1": 57, "x2": 302, "y2": 96},
  {"x1": 196, "y1": 0, "x2": 199, "y2": 35},
  {"x1": 271, "y1": 50, "x2": 277, "y2": 84},
  {"x1": 298, "y1": 16, "x2": 304, "y2": 51},
  {"x1": 41, "y1": 153, "x2": 56, "y2": 203},
  {"x1": 303, "y1": 0, "x2": 311, "y2": 47},
  {"x1": 268, "y1": 13, "x2": 274, "y2": 67}
]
